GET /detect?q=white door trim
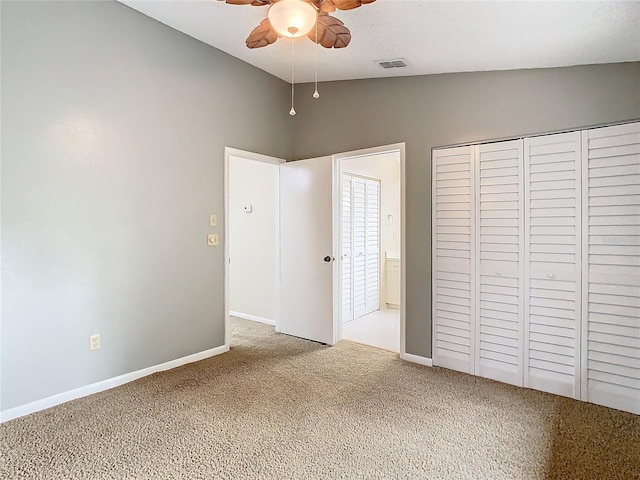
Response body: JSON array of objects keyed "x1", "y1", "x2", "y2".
[
  {"x1": 332, "y1": 143, "x2": 408, "y2": 357},
  {"x1": 223, "y1": 147, "x2": 285, "y2": 347}
]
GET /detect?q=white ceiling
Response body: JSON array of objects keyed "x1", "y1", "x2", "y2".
[{"x1": 118, "y1": 0, "x2": 640, "y2": 83}]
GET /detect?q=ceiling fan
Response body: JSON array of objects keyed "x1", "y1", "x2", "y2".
[{"x1": 218, "y1": 0, "x2": 376, "y2": 49}]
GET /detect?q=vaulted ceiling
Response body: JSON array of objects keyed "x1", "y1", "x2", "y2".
[{"x1": 119, "y1": 0, "x2": 640, "y2": 83}]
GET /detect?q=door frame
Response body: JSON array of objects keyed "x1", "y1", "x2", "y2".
[
  {"x1": 332, "y1": 143, "x2": 407, "y2": 355},
  {"x1": 223, "y1": 147, "x2": 285, "y2": 347}
]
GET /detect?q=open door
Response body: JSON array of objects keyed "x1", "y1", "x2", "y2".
[{"x1": 279, "y1": 156, "x2": 336, "y2": 345}]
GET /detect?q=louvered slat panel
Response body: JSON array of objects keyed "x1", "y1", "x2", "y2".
[
  {"x1": 365, "y1": 179, "x2": 380, "y2": 314},
  {"x1": 476, "y1": 140, "x2": 524, "y2": 386},
  {"x1": 433, "y1": 146, "x2": 474, "y2": 374},
  {"x1": 341, "y1": 175, "x2": 353, "y2": 323},
  {"x1": 524, "y1": 132, "x2": 581, "y2": 399},
  {"x1": 352, "y1": 177, "x2": 367, "y2": 319},
  {"x1": 583, "y1": 122, "x2": 640, "y2": 415},
  {"x1": 344, "y1": 175, "x2": 380, "y2": 321}
]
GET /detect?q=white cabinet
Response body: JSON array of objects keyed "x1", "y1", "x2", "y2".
[
  {"x1": 386, "y1": 258, "x2": 400, "y2": 306},
  {"x1": 432, "y1": 121, "x2": 640, "y2": 414}
]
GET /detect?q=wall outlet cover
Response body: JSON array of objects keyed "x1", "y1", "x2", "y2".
[{"x1": 89, "y1": 334, "x2": 100, "y2": 351}]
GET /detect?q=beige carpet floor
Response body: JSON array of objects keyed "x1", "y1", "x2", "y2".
[{"x1": 1, "y1": 317, "x2": 639, "y2": 479}]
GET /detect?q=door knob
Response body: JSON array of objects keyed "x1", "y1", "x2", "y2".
[{"x1": 323, "y1": 256, "x2": 334, "y2": 263}]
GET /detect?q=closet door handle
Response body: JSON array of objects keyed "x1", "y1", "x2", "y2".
[
  {"x1": 495, "y1": 271, "x2": 502, "y2": 277},
  {"x1": 548, "y1": 273, "x2": 556, "y2": 279}
]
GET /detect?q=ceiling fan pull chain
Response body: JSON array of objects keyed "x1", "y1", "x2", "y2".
[
  {"x1": 290, "y1": 37, "x2": 296, "y2": 116},
  {"x1": 313, "y1": 11, "x2": 320, "y2": 99}
]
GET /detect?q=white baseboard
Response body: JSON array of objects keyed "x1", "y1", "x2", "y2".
[
  {"x1": 0, "y1": 344, "x2": 229, "y2": 424},
  {"x1": 400, "y1": 352, "x2": 433, "y2": 367},
  {"x1": 229, "y1": 311, "x2": 275, "y2": 326}
]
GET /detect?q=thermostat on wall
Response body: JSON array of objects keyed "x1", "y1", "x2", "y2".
[{"x1": 244, "y1": 205, "x2": 252, "y2": 213}]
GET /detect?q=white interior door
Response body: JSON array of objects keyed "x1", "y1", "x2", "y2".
[
  {"x1": 280, "y1": 156, "x2": 335, "y2": 345},
  {"x1": 432, "y1": 145, "x2": 475, "y2": 375},
  {"x1": 524, "y1": 132, "x2": 582, "y2": 399},
  {"x1": 352, "y1": 176, "x2": 367, "y2": 319},
  {"x1": 342, "y1": 174, "x2": 380, "y2": 322},
  {"x1": 582, "y1": 122, "x2": 640, "y2": 414},
  {"x1": 365, "y1": 178, "x2": 381, "y2": 314},
  {"x1": 476, "y1": 140, "x2": 524, "y2": 387},
  {"x1": 341, "y1": 174, "x2": 353, "y2": 323}
]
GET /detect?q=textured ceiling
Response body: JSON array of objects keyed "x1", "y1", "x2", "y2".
[{"x1": 118, "y1": 0, "x2": 640, "y2": 83}]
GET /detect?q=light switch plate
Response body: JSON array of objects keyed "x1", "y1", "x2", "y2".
[
  {"x1": 209, "y1": 214, "x2": 217, "y2": 227},
  {"x1": 207, "y1": 234, "x2": 219, "y2": 246}
]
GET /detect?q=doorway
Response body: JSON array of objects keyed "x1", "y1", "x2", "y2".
[
  {"x1": 223, "y1": 145, "x2": 405, "y2": 356},
  {"x1": 224, "y1": 148, "x2": 284, "y2": 346},
  {"x1": 336, "y1": 149, "x2": 402, "y2": 353}
]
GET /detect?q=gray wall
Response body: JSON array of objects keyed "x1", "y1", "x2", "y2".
[
  {"x1": 1, "y1": 1, "x2": 291, "y2": 410},
  {"x1": 3, "y1": 0, "x2": 639, "y2": 413},
  {"x1": 291, "y1": 63, "x2": 640, "y2": 358}
]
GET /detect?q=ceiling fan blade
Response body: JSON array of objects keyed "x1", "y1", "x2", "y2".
[
  {"x1": 331, "y1": 0, "x2": 375, "y2": 10},
  {"x1": 308, "y1": 13, "x2": 351, "y2": 49},
  {"x1": 222, "y1": 0, "x2": 255, "y2": 5},
  {"x1": 314, "y1": 0, "x2": 336, "y2": 13},
  {"x1": 218, "y1": 0, "x2": 274, "y2": 5},
  {"x1": 246, "y1": 19, "x2": 279, "y2": 48}
]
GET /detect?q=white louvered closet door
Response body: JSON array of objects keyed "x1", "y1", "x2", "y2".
[
  {"x1": 582, "y1": 122, "x2": 640, "y2": 415},
  {"x1": 352, "y1": 176, "x2": 367, "y2": 319},
  {"x1": 341, "y1": 174, "x2": 353, "y2": 323},
  {"x1": 365, "y1": 179, "x2": 380, "y2": 314},
  {"x1": 432, "y1": 146, "x2": 475, "y2": 374},
  {"x1": 524, "y1": 132, "x2": 582, "y2": 399},
  {"x1": 476, "y1": 140, "x2": 524, "y2": 386},
  {"x1": 343, "y1": 175, "x2": 381, "y2": 321}
]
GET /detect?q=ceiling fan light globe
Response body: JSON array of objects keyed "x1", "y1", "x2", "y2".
[{"x1": 268, "y1": 0, "x2": 316, "y2": 38}]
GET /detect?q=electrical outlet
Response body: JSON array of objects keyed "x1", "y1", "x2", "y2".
[
  {"x1": 207, "y1": 234, "x2": 219, "y2": 246},
  {"x1": 89, "y1": 334, "x2": 101, "y2": 351},
  {"x1": 209, "y1": 214, "x2": 217, "y2": 227}
]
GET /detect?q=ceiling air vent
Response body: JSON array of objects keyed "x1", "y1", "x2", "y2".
[{"x1": 377, "y1": 59, "x2": 408, "y2": 69}]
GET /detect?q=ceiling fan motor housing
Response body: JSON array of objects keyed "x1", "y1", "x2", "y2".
[{"x1": 268, "y1": 0, "x2": 317, "y2": 38}]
